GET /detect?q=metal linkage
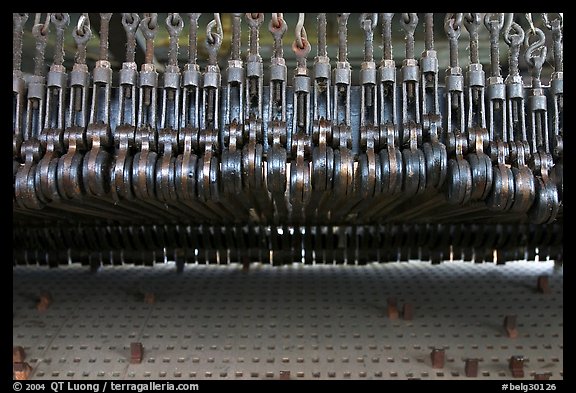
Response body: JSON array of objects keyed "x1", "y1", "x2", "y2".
[
  {"x1": 36, "y1": 13, "x2": 70, "y2": 204},
  {"x1": 524, "y1": 24, "x2": 559, "y2": 224},
  {"x1": 133, "y1": 13, "x2": 160, "y2": 204},
  {"x1": 504, "y1": 17, "x2": 535, "y2": 213},
  {"x1": 463, "y1": 13, "x2": 492, "y2": 203},
  {"x1": 12, "y1": 13, "x2": 564, "y2": 254},
  {"x1": 332, "y1": 13, "x2": 353, "y2": 151},
  {"x1": 156, "y1": 13, "x2": 184, "y2": 204},
  {"x1": 267, "y1": 13, "x2": 290, "y2": 222},
  {"x1": 400, "y1": 13, "x2": 426, "y2": 198},
  {"x1": 15, "y1": 14, "x2": 50, "y2": 210},
  {"x1": 444, "y1": 14, "x2": 471, "y2": 206},
  {"x1": 328, "y1": 13, "x2": 355, "y2": 222},
  {"x1": 111, "y1": 13, "x2": 140, "y2": 203},
  {"x1": 290, "y1": 13, "x2": 313, "y2": 221},
  {"x1": 421, "y1": 13, "x2": 447, "y2": 191},
  {"x1": 354, "y1": 14, "x2": 382, "y2": 219},
  {"x1": 378, "y1": 13, "x2": 403, "y2": 199},
  {"x1": 57, "y1": 14, "x2": 91, "y2": 203},
  {"x1": 13, "y1": 13, "x2": 29, "y2": 162},
  {"x1": 483, "y1": 13, "x2": 515, "y2": 212},
  {"x1": 543, "y1": 13, "x2": 563, "y2": 202}
]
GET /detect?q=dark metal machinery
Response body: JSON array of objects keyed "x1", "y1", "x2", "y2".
[
  {"x1": 13, "y1": 13, "x2": 563, "y2": 380},
  {"x1": 13, "y1": 12, "x2": 562, "y2": 266}
]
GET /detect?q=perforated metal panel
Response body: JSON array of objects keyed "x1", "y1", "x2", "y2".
[{"x1": 13, "y1": 260, "x2": 563, "y2": 380}]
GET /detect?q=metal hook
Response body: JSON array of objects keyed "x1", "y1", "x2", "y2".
[
  {"x1": 295, "y1": 13, "x2": 307, "y2": 49},
  {"x1": 400, "y1": 13, "x2": 418, "y2": 34},
  {"x1": 484, "y1": 13, "x2": 505, "y2": 31},
  {"x1": 525, "y1": 13, "x2": 536, "y2": 35},
  {"x1": 524, "y1": 27, "x2": 547, "y2": 70},
  {"x1": 360, "y1": 13, "x2": 378, "y2": 30},
  {"x1": 166, "y1": 13, "x2": 184, "y2": 35},
  {"x1": 542, "y1": 13, "x2": 562, "y2": 30},
  {"x1": 121, "y1": 13, "x2": 139, "y2": 33},
  {"x1": 504, "y1": 21, "x2": 524, "y2": 47},
  {"x1": 444, "y1": 13, "x2": 462, "y2": 39}
]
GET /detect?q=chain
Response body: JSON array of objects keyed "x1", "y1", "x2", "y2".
[
  {"x1": 381, "y1": 13, "x2": 393, "y2": 61},
  {"x1": 316, "y1": 13, "x2": 327, "y2": 58},
  {"x1": 360, "y1": 13, "x2": 378, "y2": 133},
  {"x1": 50, "y1": 13, "x2": 69, "y2": 66},
  {"x1": 485, "y1": 13, "x2": 504, "y2": 78},
  {"x1": 543, "y1": 13, "x2": 563, "y2": 160},
  {"x1": 13, "y1": 13, "x2": 29, "y2": 159},
  {"x1": 230, "y1": 13, "x2": 243, "y2": 61},
  {"x1": 13, "y1": 13, "x2": 28, "y2": 72},
  {"x1": 166, "y1": 13, "x2": 184, "y2": 67},
  {"x1": 98, "y1": 13, "x2": 113, "y2": 62},
  {"x1": 72, "y1": 14, "x2": 90, "y2": 65},
  {"x1": 269, "y1": 12, "x2": 288, "y2": 124},
  {"x1": 293, "y1": 13, "x2": 310, "y2": 69},
  {"x1": 424, "y1": 13, "x2": 433, "y2": 51},
  {"x1": 245, "y1": 13, "x2": 264, "y2": 121},
  {"x1": 122, "y1": 13, "x2": 139, "y2": 63},
  {"x1": 543, "y1": 13, "x2": 562, "y2": 73},
  {"x1": 505, "y1": 20, "x2": 523, "y2": 79},
  {"x1": 504, "y1": 19, "x2": 526, "y2": 143},
  {"x1": 361, "y1": 13, "x2": 377, "y2": 63},
  {"x1": 141, "y1": 13, "x2": 158, "y2": 66},
  {"x1": 446, "y1": 14, "x2": 462, "y2": 68},
  {"x1": 524, "y1": 26, "x2": 548, "y2": 154},
  {"x1": 187, "y1": 13, "x2": 201, "y2": 65},
  {"x1": 246, "y1": 13, "x2": 264, "y2": 58},
  {"x1": 292, "y1": 12, "x2": 311, "y2": 134},
  {"x1": 401, "y1": 13, "x2": 418, "y2": 60},
  {"x1": 464, "y1": 13, "x2": 480, "y2": 64},
  {"x1": 270, "y1": 13, "x2": 287, "y2": 60},
  {"x1": 32, "y1": 14, "x2": 50, "y2": 77},
  {"x1": 337, "y1": 13, "x2": 350, "y2": 63}
]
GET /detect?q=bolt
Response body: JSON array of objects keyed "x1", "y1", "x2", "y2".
[
  {"x1": 537, "y1": 275, "x2": 550, "y2": 294},
  {"x1": 36, "y1": 292, "x2": 52, "y2": 311},
  {"x1": 504, "y1": 315, "x2": 518, "y2": 338},
  {"x1": 387, "y1": 297, "x2": 398, "y2": 320},
  {"x1": 13, "y1": 346, "x2": 25, "y2": 363},
  {"x1": 144, "y1": 293, "x2": 155, "y2": 305},
  {"x1": 509, "y1": 355, "x2": 525, "y2": 378},
  {"x1": 130, "y1": 342, "x2": 143, "y2": 364},
  {"x1": 431, "y1": 348, "x2": 445, "y2": 369},
  {"x1": 279, "y1": 370, "x2": 290, "y2": 380},
  {"x1": 13, "y1": 362, "x2": 32, "y2": 380},
  {"x1": 464, "y1": 358, "x2": 479, "y2": 377},
  {"x1": 402, "y1": 303, "x2": 414, "y2": 320}
]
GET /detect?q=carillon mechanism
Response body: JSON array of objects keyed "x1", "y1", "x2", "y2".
[{"x1": 13, "y1": 13, "x2": 562, "y2": 266}]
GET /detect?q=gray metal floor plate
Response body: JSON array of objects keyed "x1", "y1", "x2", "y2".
[{"x1": 13, "y1": 260, "x2": 563, "y2": 380}]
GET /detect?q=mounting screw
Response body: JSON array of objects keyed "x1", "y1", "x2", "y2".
[
  {"x1": 36, "y1": 292, "x2": 52, "y2": 311},
  {"x1": 13, "y1": 346, "x2": 26, "y2": 363},
  {"x1": 402, "y1": 303, "x2": 414, "y2": 320},
  {"x1": 430, "y1": 348, "x2": 445, "y2": 369},
  {"x1": 464, "y1": 358, "x2": 479, "y2": 377},
  {"x1": 504, "y1": 315, "x2": 518, "y2": 338},
  {"x1": 509, "y1": 355, "x2": 525, "y2": 378},
  {"x1": 387, "y1": 297, "x2": 398, "y2": 320},
  {"x1": 537, "y1": 275, "x2": 550, "y2": 294},
  {"x1": 279, "y1": 370, "x2": 290, "y2": 380},
  {"x1": 130, "y1": 342, "x2": 143, "y2": 364},
  {"x1": 13, "y1": 362, "x2": 32, "y2": 380},
  {"x1": 144, "y1": 292, "x2": 155, "y2": 304}
]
